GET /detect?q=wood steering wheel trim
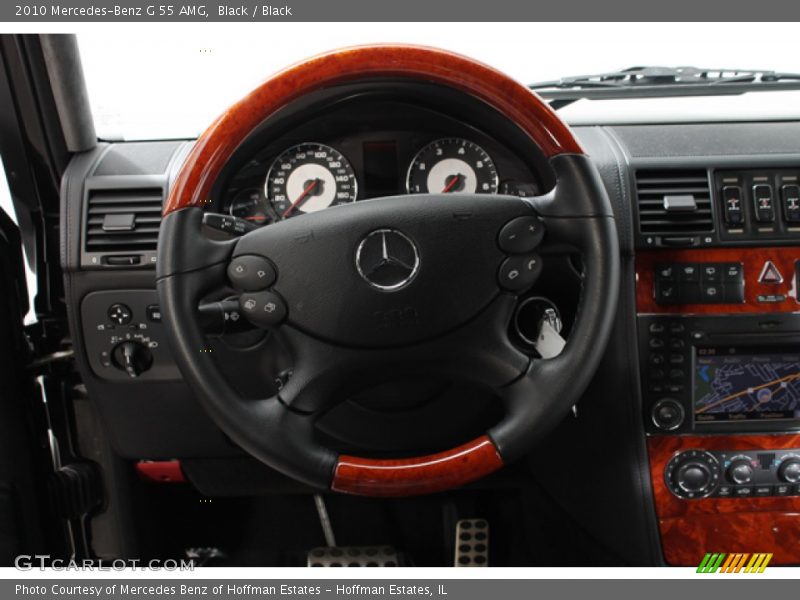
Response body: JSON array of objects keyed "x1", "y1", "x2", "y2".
[
  {"x1": 332, "y1": 435, "x2": 504, "y2": 496},
  {"x1": 163, "y1": 44, "x2": 584, "y2": 216}
]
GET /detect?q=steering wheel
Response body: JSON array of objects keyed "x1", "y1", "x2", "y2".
[{"x1": 157, "y1": 45, "x2": 619, "y2": 497}]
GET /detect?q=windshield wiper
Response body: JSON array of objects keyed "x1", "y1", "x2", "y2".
[{"x1": 530, "y1": 67, "x2": 800, "y2": 109}]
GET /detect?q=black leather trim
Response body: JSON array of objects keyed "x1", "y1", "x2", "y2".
[
  {"x1": 528, "y1": 154, "x2": 615, "y2": 218},
  {"x1": 490, "y1": 215, "x2": 619, "y2": 461},
  {"x1": 155, "y1": 208, "x2": 237, "y2": 278},
  {"x1": 574, "y1": 126, "x2": 634, "y2": 255},
  {"x1": 490, "y1": 154, "x2": 620, "y2": 461},
  {"x1": 156, "y1": 212, "x2": 338, "y2": 489}
]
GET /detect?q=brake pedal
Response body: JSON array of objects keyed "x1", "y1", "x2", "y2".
[
  {"x1": 307, "y1": 546, "x2": 401, "y2": 567},
  {"x1": 454, "y1": 519, "x2": 489, "y2": 567}
]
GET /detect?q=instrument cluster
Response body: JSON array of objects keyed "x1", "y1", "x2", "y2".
[{"x1": 220, "y1": 101, "x2": 544, "y2": 225}]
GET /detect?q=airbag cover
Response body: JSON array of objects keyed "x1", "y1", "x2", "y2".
[{"x1": 232, "y1": 194, "x2": 531, "y2": 347}]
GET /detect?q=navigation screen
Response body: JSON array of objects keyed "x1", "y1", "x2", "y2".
[{"x1": 694, "y1": 346, "x2": 800, "y2": 423}]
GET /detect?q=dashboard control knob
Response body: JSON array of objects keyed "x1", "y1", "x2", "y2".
[
  {"x1": 665, "y1": 450, "x2": 720, "y2": 499},
  {"x1": 651, "y1": 398, "x2": 684, "y2": 431},
  {"x1": 727, "y1": 459, "x2": 755, "y2": 484},
  {"x1": 676, "y1": 461, "x2": 713, "y2": 494},
  {"x1": 778, "y1": 458, "x2": 800, "y2": 483},
  {"x1": 107, "y1": 303, "x2": 133, "y2": 325},
  {"x1": 111, "y1": 341, "x2": 153, "y2": 378}
]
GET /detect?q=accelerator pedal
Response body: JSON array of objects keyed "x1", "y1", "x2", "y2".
[
  {"x1": 307, "y1": 546, "x2": 402, "y2": 567},
  {"x1": 454, "y1": 519, "x2": 489, "y2": 567}
]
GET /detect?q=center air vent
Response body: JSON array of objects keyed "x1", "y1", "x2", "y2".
[
  {"x1": 636, "y1": 170, "x2": 713, "y2": 235},
  {"x1": 84, "y1": 188, "x2": 163, "y2": 253}
]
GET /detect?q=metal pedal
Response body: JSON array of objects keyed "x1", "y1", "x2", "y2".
[
  {"x1": 307, "y1": 546, "x2": 400, "y2": 567},
  {"x1": 454, "y1": 518, "x2": 489, "y2": 567}
]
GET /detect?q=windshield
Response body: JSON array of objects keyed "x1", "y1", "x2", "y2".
[{"x1": 78, "y1": 24, "x2": 800, "y2": 140}]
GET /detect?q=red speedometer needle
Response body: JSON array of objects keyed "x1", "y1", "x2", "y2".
[
  {"x1": 441, "y1": 174, "x2": 462, "y2": 193},
  {"x1": 282, "y1": 179, "x2": 319, "y2": 218}
]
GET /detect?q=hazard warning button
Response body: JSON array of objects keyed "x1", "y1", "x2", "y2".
[{"x1": 758, "y1": 260, "x2": 783, "y2": 284}]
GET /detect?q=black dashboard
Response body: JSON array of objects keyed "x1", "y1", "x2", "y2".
[
  {"x1": 60, "y1": 117, "x2": 800, "y2": 565},
  {"x1": 60, "y1": 120, "x2": 800, "y2": 435}
]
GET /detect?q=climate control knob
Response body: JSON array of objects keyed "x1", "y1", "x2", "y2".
[
  {"x1": 665, "y1": 450, "x2": 721, "y2": 499},
  {"x1": 727, "y1": 458, "x2": 755, "y2": 485},
  {"x1": 677, "y1": 461, "x2": 713, "y2": 493},
  {"x1": 778, "y1": 458, "x2": 800, "y2": 484},
  {"x1": 111, "y1": 341, "x2": 153, "y2": 378}
]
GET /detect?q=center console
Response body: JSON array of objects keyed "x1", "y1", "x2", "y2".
[{"x1": 633, "y1": 166, "x2": 800, "y2": 566}]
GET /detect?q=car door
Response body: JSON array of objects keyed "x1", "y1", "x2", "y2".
[
  {"x1": 0, "y1": 203, "x2": 51, "y2": 563},
  {"x1": 0, "y1": 33, "x2": 85, "y2": 563}
]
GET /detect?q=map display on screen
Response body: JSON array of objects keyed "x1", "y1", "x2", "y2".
[{"x1": 694, "y1": 347, "x2": 800, "y2": 422}]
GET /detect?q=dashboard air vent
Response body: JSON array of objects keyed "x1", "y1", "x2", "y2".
[
  {"x1": 635, "y1": 170, "x2": 713, "y2": 235},
  {"x1": 85, "y1": 188, "x2": 163, "y2": 252}
]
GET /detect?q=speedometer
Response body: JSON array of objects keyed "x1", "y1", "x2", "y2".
[
  {"x1": 265, "y1": 143, "x2": 358, "y2": 219},
  {"x1": 406, "y1": 138, "x2": 498, "y2": 195}
]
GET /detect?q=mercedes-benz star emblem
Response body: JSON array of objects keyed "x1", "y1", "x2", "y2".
[{"x1": 355, "y1": 229, "x2": 420, "y2": 292}]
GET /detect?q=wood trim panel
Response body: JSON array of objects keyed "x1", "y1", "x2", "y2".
[
  {"x1": 164, "y1": 44, "x2": 583, "y2": 215},
  {"x1": 332, "y1": 435, "x2": 503, "y2": 497},
  {"x1": 660, "y1": 513, "x2": 800, "y2": 566},
  {"x1": 636, "y1": 247, "x2": 799, "y2": 315},
  {"x1": 648, "y1": 434, "x2": 800, "y2": 565}
]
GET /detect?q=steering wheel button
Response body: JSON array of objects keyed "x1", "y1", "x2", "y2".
[
  {"x1": 498, "y1": 254, "x2": 542, "y2": 292},
  {"x1": 227, "y1": 255, "x2": 277, "y2": 291},
  {"x1": 239, "y1": 291, "x2": 287, "y2": 328},
  {"x1": 498, "y1": 216, "x2": 544, "y2": 254}
]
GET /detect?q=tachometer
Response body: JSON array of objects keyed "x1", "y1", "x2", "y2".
[
  {"x1": 406, "y1": 138, "x2": 498, "y2": 195},
  {"x1": 265, "y1": 143, "x2": 358, "y2": 219}
]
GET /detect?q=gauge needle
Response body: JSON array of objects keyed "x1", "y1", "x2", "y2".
[
  {"x1": 441, "y1": 174, "x2": 462, "y2": 193},
  {"x1": 282, "y1": 179, "x2": 319, "y2": 218}
]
